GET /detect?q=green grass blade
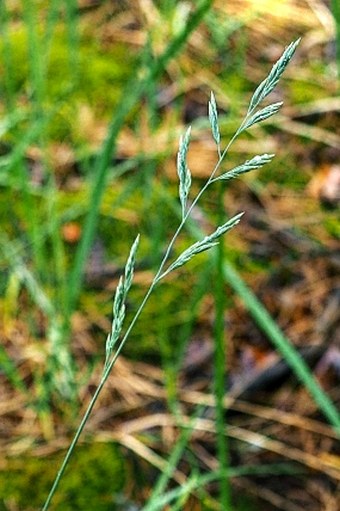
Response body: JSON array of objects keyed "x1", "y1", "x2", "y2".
[
  {"x1": 22, "y1": 0, "x2": 45, "y2": 120},
  {"x1": 20, "y1": 0, "x2": 51, "y2": 278},
  {"x1": 172, "y1": 265, "x2": 212, "y2": 381},
  {"x1": 142, "y1": 413, "x2": 200, "y2": 511},
  {"x1": 0, "y1": 344, "x2": 27, "y2": 393},
  {"x1": 63, "y1": 0, "x2": 80, "y2": 87},
  {"x1": 223, "y1": 260, "x2": 340, "y2": 433},
  {"x1": 0, "y1": 0, "x2": 16, "y2": 110},
  {"x1": 145, "y1": 464, "x2": 302, "y2": 511},
  {"x1": 331, "y1": 0, "x2": 340, "y2": 75},
  {"x1": 213, "y1": 183, "x2": 231, "y2": 508},
  {"x1": 0, "y1": 235, "x2": 74, "y2": 397},
  {"x1": 0, "y1": 234, "x2": 55, "y2": 317}
]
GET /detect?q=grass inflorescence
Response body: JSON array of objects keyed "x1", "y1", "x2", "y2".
[{"x1": 40, "y1": 38, "x2": 340, "y2": 511}]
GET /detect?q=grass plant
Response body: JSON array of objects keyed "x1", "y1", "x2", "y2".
[
  {"x1": 1, "y1": 4, "x2": 338, "y2": 507},
  {"x1": 38, "y1": 39, "x2": 332, "y2": 511}
]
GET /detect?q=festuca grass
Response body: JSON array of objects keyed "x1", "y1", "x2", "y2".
[{"x1": 41, "y1": 39, "x2": 340, "y2": 511}]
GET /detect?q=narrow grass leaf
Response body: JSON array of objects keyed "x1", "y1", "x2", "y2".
[
  {"x1": 223, "y1": 261, "x2": 340, "y2": 432},
  {"x1": 242, "y1": 102, "x2": 282, "y2": 132},
  {"x1": 143, "y1": 411, "x2": 200, "y2": 511},
  {"x1": 177, "y1": 127, "x2": 192, "y2": 218},
  {"x1": 145, "y1": 465, "x2": 303, "y2": 511},
  {"x1": 208, "y1": 91, "x2": 220, "y2": 146},
  {"x1": 248, "y1": 39, "x2": 300, "y2": 113},
  {"x1": 0, "y1": 110, "x2": 27, "y2": 138},
  {"x1": 0, "y1": 344, "x2": 27, "y2": 393},
  {"x1": 0, "y1": 234, "x2": 55, "y2": 318},
  {"x1": 212, "y1": 153, "x2": 275, "y2": 182},
  {"x1": 332, "y1": 0, "x2": 340, "y2": 74}
]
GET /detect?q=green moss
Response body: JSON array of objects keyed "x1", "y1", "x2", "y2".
[{"x1": 0, "y1": 442, "x2": 125, "y2": 511}]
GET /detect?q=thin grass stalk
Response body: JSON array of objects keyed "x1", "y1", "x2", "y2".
[
  {"x1": 145, "y1": 464, "x2": 301, "y2": 511},
  {"x1": 23, "y1": 0, "x2": 55, "y2": 277},
  {"x1": 63, "y1": 0, "x2": 80, "y2": 87},
  {"x1": 46, "y1": 181, "x2": 68, "y2": 316},
  {"x1": 0, "y1": 1, "x2": 15, "y2": 111},
  {"x1": 42, "y1": 0, "x2": 60, "y2": 56},
  {"x1": 42, "y1": 0, "x2": 69, "y2": 316},
  {"x1": 22, "y1": 0, "x2": 45, "y2": 128},
  {"x1": 0, "y1": 234, "x2": 55, "y2": 318},
  {"x1": 0, "y1": 233, "x2": 74, "y2": 399},
  {"x1": 213, "y1": 133, "x2": 232, "y2": 506},
  {"x1": 163, "y1": 265, "x2": 212, "y2": 418},
  {"x1": 0, "y1": 345, "x2": 27, "y2": 393},
  {"x1": 165, "y1": 273, "x2": 211, "y2": 414},
  {"x1": 1, "y1": 110, "x2": 51, "y2": 173},
  {"x1": 21, "y1": 0, "x2": 48, "y2": 278},
  {"x1": 140, "y1": 35, "x2": 166, "y2": 265},
  {"x1": 13, "y1": 160, "x2": 48, "y2": 276},
  {"x1": 142, "y1": 410, "x2": 202, "y2": 511},
  {"x1": 32, "y1": 371, "x2": 55, "y2": 441},
  {"x1": 173, "y1": 265, "x2": 212, "y2": 372},
  {"x1": 159, "y1": 299, "x2": 179, "y2": 414},
  {"x1": 332, "y1": 0, "x2": 340, "y2": 75},
  {"x1": 66, "y1": 0, "x2": 214, "y2": 314},
  {"x1": 143, "y1": 34, "x2": 159, "y2": 134},
  {"x1": 213, "y1": 189, "x2": 231, "y2": 509}
]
